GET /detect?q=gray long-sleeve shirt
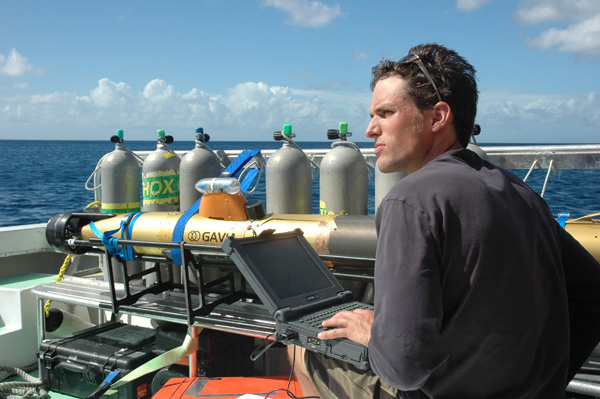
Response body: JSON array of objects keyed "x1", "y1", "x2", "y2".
[{"x1": 370, "y1": 149, "x2": 600, "y2": 398}]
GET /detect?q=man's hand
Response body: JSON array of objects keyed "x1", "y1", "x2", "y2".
[{"x1": 317, "y1": 308, "x2": 374, "y2": 347}]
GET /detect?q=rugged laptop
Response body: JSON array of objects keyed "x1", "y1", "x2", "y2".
[{"x1": 221, "y1": 229, "x2": 371, "y2": 370}]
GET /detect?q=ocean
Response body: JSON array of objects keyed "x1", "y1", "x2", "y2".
[{"x1": 1, "y1": 139, "x2": 599, "y2": 228}]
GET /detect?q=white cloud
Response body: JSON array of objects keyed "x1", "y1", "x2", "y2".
[
  {"x1": 514, "y1": 2, "x2": 559, "y2": 24},
  {"x1": 0, "y1": 78, "x2": 371, "y2": 141},
  {"x1": 261, "y1": 0, "x2": 344, "y2": 28},
  {"x1": 456, "y1": 0, "x2": 600, "y2": 58},
  {"x1": 91, "y1": 78, "x2": 132, "y2": 108},
  {"x1": 514, "y1": 0, "x2": 600, "y2": 57},
  {"x1": 143, "y1": 79, "x2": 177, "y2": 102},
  {"x1": 2, "y1": 77, "x2": 597, "y2": 143},
  {"x1": 515, "y1": 0, "x2": 600, "y2": 24},
  {"x1": 526, "y1": 14, "x2": 600, "y2": 56},
  {"x1": 477, "y1": 88, "x2": 600, "y2": 142},
  {"x1": 0, "y1": 48, "x2": 45, "y2": 76},
  {"x1": 456, "y1": 0, "x2": 493, "y2": 12}
]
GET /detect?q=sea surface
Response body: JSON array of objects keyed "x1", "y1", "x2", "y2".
[{"x1": 1, "y1": 140, "x2": 599, "y2": 228}]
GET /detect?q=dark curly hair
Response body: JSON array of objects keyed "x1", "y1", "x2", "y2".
[{"x1": 371, "y1": 43, "x2": 478, "y2": 148}]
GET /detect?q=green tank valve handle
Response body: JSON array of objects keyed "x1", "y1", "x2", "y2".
[
  {"x1": 283, "y1": 124, "x2": 292, "y2": 136},
  {"x1": 111, "y1": 129, "x2": 125, "y2": 144},
  {"x1": 327, "y1": 122, "x2": 352, "y2": 141},
  {"x1": 157, "y1": 129, "x2": 174, "y2": 144},
  {"x1": 273, "y1": 123, "x2": 296, "y2": 141}
]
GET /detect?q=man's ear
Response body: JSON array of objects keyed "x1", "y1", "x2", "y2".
[{"x1": 431, "y1": 102, "x2": 453, "y2": 132}]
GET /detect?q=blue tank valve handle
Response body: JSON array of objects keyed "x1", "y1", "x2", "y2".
[
  {"x1": 195, "y1": 127, "x2": 210, "y2": 143},
  {"x1": 86, "y1": 370, "x2": 120, "y2": 399},
  {"x1": 89, "y1": 212, "x2": 145, "y2": 261},
  {"x1": 557, "y1": 212, "x2": 571, "y2": 229}
]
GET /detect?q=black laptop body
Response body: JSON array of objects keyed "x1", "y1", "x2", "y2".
[{"x1": 221, "y1": 230, "x2": 371, "y2": 370}]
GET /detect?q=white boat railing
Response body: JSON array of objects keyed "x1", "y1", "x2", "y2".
[{"x1": 131, "y1": 143, "x2": 600, "y2": 170}]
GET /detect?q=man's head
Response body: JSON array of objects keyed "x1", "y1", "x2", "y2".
[{"x1": 370, "y1": 43, "x2": 478, "y2": 148}]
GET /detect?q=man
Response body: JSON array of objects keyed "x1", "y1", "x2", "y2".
[{"x1": 290, "y1": 43, "x2": 600, "y2": 398}]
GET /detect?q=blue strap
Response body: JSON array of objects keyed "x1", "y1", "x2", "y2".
[
  {"x1": 122, "y1": 212, "x2": 144, "y2": 260},
  {"x1": 89, "y1": 213, "x2": 143, "y2": 261},
  {"x1": 557, "y1": 212, "x2": 571, "y2": 229},
  {"x1": 86, "y1": 370, "x2": 120, "y2": 399},
  {"x1": 240, "y1": 168, "x2": 260, "y2": 192},
  {"x1": 224, "y1": 149, "x2": 261, "y2": 177},
  {"x1": 90, "y1": 221, "x2": 123, "y2": 256},
  {"x1": 170, "y1": 149, "x2": 261, "y2": 264},
  {"x1": 171, "y1": 197, "x2": 202, "y2": 265}
]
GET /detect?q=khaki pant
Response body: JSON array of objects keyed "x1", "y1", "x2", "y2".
[{"x1": 305, "y1": 351, "x2": 402, "y2": 399}]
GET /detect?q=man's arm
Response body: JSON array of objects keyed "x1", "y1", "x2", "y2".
[{"x1": 368, "y1": 198, "x2": 448, "y2": 390}]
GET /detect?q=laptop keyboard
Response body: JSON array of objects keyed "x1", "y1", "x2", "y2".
[{"x1": 298, "y1": 302, "x2": 374, "y2": 329}]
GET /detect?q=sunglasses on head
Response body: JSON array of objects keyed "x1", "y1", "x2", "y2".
[{"x1": 398, "y1": 53, "x2": 442, "y2": 103}]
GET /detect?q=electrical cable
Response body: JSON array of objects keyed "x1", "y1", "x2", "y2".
[
  {"x1": 263, "y1": 345, "x2": 319, "y2": 399},
  {"x1": 248, "y1": 334, "x2": 318, "y2": 399}
]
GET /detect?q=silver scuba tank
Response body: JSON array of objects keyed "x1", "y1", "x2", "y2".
[
  {"x1": 179, "y1": 127, "x2": 223, "y2": 211},
  {"x1": 374, "y1": 164, "x2": 407, "y2": 211},
  {"x1": 265, "y1": 124, "x2": 312, "y2": 214},
  {"x1": 99, "y1": 129, "x2": 142, "y2": 214},
  {"x1": 142, "y1": 129, "x2": 181, "y2": 212},
  {"x1": 467, "y1": 124, "x2": 490, "y2": 162},
  {"x1": 374, "y1": 124, "x2": 488, "y2": 211},
  {"x1": 85, "y1": 129, "x2": 144, "y2": 285},
  {"x1": 319, "y1": 123, "x2": 368, "y2": 215}
]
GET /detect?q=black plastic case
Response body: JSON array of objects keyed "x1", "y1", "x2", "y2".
[{"x1": 38, "y1": 322, "x2": 158, "y2": 399}]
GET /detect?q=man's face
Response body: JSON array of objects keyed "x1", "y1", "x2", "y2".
[{"x1": 365, "y1": 76, "x2": 433, "y2": 174}]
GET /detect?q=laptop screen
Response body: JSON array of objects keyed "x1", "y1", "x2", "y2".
[
  {"x1": 222, "y1": 230, "x2": 347, "y2": 314},
  {"x1": 239, "y1": 237, "x2": 332, "y2": 299}
]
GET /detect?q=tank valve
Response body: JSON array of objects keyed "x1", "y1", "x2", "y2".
[
  {"x1": 274, "y1": 123, "x2": 296, "y2": 141},
  {"x1": 327, "y1": 122, "x2": 352, "y2": 141}
]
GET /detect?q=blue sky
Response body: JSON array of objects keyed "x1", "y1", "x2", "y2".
[{"x1": 1, "y1": 0, "x2": 599, "y2": 143}]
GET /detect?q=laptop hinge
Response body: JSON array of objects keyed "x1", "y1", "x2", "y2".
[{"x1": 274, "y1": 290, "x2": 354, "y2": 321}]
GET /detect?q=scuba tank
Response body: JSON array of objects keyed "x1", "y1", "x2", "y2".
[
  {"x1": 319, "y1": 123, "x2": 368, "y2": 215},
  {"x1": 467, "y1": 124, "x2": 490, "y2": 162},
  {"x1": 179, "y1": 127, "x2": 223, "y2": 211},
  {"x1": 95, "y1": 129, "x2": 142, "y2": 214},
  {"x1": 265, "y1": 124, "x2": 312, "y2": 214},
  {"x1": 374, "y1": 124, "x2": 488, "y2": 211},
  {"x1": 374, "y1": 165, "x2": 407, "y2": 210},
  {"x1": 141, "y1": 130, "x2": 181, "y2": 287},
  {"x1": 142, "y1": 129, "x2": 181, "y2": 212},
  {"x1": 84, "y1": 129, "x2": 143, "y2": 284}
]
